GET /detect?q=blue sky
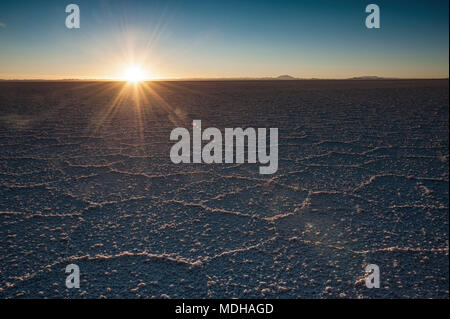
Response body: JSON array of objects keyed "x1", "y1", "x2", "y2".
[{"x1": 0, "y1": 0, "x2": 448, "y2": 79}]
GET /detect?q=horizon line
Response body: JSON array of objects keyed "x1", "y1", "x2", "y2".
[{"x1": 0, "y1": 76, "x2": 449, "y2": 82}]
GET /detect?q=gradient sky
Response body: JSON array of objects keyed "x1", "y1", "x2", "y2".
[{"x1": 0, "y1": 0, "x2": 448, "y2": 79}]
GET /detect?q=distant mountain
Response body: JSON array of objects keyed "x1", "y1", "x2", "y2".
[
  {"x1": 276, "y1": 75, "x2": 296, "y2": 80},
  {"x1": 347, "y1": 76, "x2": 395, "y2": 80}
]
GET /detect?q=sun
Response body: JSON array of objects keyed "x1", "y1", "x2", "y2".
[{"x1": 122, "y1": 65, "x2": 146, "y2": 83}]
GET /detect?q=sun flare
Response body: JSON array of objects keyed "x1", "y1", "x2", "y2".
[{"x1": 122, "y1": 65, "x2": 146, "y2": 83}]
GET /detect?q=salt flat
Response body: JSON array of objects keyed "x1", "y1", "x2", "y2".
[{"x1": 0, "y1": 80, "x2": 448, "y2": 298}]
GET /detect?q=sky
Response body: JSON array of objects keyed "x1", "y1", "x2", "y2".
[{"x1": 0, "y1": 0, "x2": 448, "y2": 79}]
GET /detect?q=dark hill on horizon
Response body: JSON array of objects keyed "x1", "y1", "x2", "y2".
[{"x1": 276, "y1": 75, "x2": 296, "y2": 80}]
